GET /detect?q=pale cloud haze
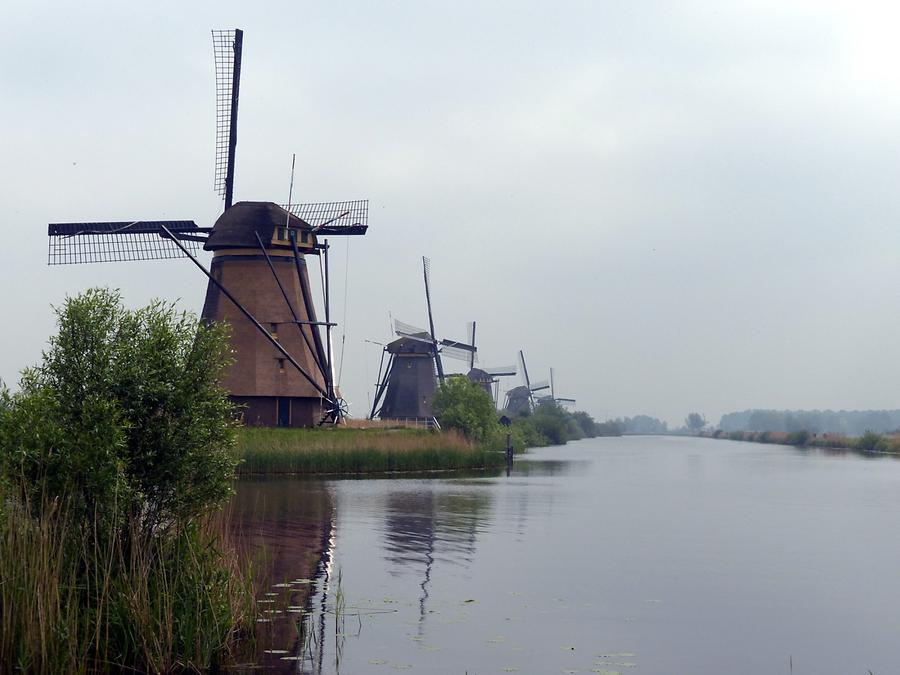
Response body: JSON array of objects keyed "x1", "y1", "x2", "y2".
[{"x1": 3, "y1": 1, "x2": 900, "y2": 427}]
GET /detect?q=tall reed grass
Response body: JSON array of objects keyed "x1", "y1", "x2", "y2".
[
  {"x1": 234, "y1": 427, "x2": 505, "y2": 475},
  {"x1": 0, "y1": 488, "x2": 256, "y2": 674}
]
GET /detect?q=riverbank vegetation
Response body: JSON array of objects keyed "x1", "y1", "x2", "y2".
[
  {"x1": 235, "y1": 426, "x2": 502, "y2": 474},
  {"x1": 707, "y1": 428, "x2": 900, "y2": 454},
  {"x1": 433, "y1": 377, "x2": 610, "y2": 449},
  {"x1": 0, "y1": 289, "x2": 254, "y2": 672}
]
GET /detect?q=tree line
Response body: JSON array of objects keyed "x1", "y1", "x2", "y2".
[{"x1": 718, "y1": 409, "x2": 900, "y2": 436}]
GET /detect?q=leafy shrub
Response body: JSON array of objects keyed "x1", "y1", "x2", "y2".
[
  {"x1": 785, "y1": 430, "x2": 810, "y2": 446},
  {"x1": 529, "y1": 400, "x2": 570, "y2": 445},
  {"x1": 0, "y1": 288, "x2": 237, "y2": 533},
  {"x1": 0, "y1": 289, "x2": 249, "y2": 671},
  {"x1": 857, "y1": 431, "x2": 891, "y2": 453},
  {"x1": 433, "y1": 376, "x2": 501, "y2": 442}
]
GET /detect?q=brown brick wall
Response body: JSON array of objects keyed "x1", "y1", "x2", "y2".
[{"x1": 203, "y1": 253, "x2": 326, "y2": 425}]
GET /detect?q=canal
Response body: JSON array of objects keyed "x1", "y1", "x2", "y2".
[{"x1": 232, "y1": 435, "x2": 900, "y2": 673}]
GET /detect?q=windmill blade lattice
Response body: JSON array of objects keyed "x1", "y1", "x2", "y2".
[
  {"x1": 394, "y1": 319, "x2": 430, "y2": 339},
  {"x1": 440, "y1": 344, "x2": 475, "y2": 362},
  {"x1": 282, "y1": 201, "x2": 369, "y2": 234},
  {"x1": 530, "y1": 379, "x2": 550, "y2": 392},
  {"x1": 47, "y1": 221, "x2": 205, "y2": 265},
  {"x1": 212, "y1": 29, "x2": 242, "y2": 202},
  {"x1": 484, "y1": 365, "x2": 517, "y2": 377}
]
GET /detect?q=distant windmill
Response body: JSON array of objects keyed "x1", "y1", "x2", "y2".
[
  {"x1": 464, "y1": 322, "x2": 518, "y2": 408},
  {"x1": 549, "y1": 367, "x2": 576, "y2": 408},
  {"x1": 503, "y1": 350, "x2": 549, "y2": 415},
  {"x1": 46, "y1": 29, "x2": 368, "y2": 427},
  {"x1": 370, "y1": 257, "x2": 476, "y2": 420}
]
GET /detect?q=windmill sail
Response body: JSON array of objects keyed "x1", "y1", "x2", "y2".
[
  {"x1": 47, "y1": 221, "x2": 206, "y2": 264},
  {"x1": 484, "y1": 365, "x2": 516, "y2": 377},
  {"x1": 394, "y1": 319, "x2": 432, "y2": 341},
  {"x1": 440, "y1": 343, "x2": 476, "y2": 362},
  {"x1": 530, "y1": 379, "x2": 550, "y2": 392},
  {"x1": 422, "y1": 256, "x2": 444, "y2": 382},
  {"x1": 282, "y1": 200, "x2": 369, "y2": 234},
  {"x1": 212, "y1": 29, "x2": 243, "y2": 207}
]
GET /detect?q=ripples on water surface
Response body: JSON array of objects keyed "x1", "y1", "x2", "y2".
[{"x1": 232, "y1": 436, "x2": 900, "y2": 674}]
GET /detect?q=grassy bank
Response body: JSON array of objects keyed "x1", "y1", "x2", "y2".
[
  {"x1": 706, "y1": 428, "x2": 900, "y2": 454},
  {"x1": 0, "y1": 491, "x2": 256, "y2": 673},
  {"x1": 234, "y1": 427, "x2": 507, "y2": 475}
]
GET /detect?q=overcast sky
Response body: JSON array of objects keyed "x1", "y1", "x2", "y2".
[{"x1": 3, "y1": 0, "x2": 900, "y2": 426}]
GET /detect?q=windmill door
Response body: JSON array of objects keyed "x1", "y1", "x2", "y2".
[{"x1": 277, "y1": 398, "x2": 290, "y2": 427}]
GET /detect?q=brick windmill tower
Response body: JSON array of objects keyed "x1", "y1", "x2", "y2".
[{"x1": 47, "y1": 30, "x2": 368, "y2": 426}]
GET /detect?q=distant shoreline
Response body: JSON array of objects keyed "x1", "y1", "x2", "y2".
[{"x1": 699, "y1": 429, "x2": 900, "y2": 457}]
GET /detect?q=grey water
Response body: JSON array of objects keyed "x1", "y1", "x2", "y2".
[{"x1": 233, "y1": 436, "x2": 900, "y2": 674}]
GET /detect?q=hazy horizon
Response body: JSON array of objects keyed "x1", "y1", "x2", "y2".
[{"x1": 4, "y1": 1, "x2": 900, "y2": 428}]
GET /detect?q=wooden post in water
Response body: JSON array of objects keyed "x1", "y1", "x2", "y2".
[{"x1": 500, "y1": 414, "x2": 513, "y2": 476}]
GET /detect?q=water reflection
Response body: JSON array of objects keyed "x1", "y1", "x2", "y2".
[
  {"x1": 230, "y1": 479, "x2": 335, "y2": 672},
  {"x1": 382, "y1": 489, "x2": 493, "y2": 634}
]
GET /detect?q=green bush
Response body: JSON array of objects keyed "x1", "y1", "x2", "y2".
[
  {"x1": 529, "y1": 400, "x2": 569, "y2": 445},
  {"x1": 857, "y1": 430, "x2": 891, "y2": 453},
  {"x1": 433, "y1": 376, "x2": 501, "y2": 442},
  {"x1": 785, "y1": 430, "x2": 810, "y2": 446},
  {"x1": 0, "y1": 288, "x2": 237, "y2": 533},
  {"x1": 0, "y1": 288, "x2": 250, "y2": 671},
  {"x1": 571, "y1": 411, "x2": 598, "y2": 437}
]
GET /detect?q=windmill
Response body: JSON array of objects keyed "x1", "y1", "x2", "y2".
[
  {"x1": 369, "y1": 257, "x2": 475, "y2": 421},
  {"x1": 503, "y1": 350, "x2": 549, "y2": 416},
  {"x1": 549, "y1": 367, "x2": 576, "y2": 408},
  {"x1": 46, "y1": 29, "x2": 368, "y2": 427},
  {"x1": 464, "y1": 322, "x2": 518, "y2": 408}
]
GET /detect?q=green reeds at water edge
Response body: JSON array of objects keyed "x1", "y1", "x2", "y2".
[
  {"x1": 234, "y1": 427, "x2": 507, "y2": 475},
  {"x1": 0, "y1": 491, "x2": 256, "y2": 674}
]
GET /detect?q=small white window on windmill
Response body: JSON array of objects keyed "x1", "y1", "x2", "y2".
[
  {"x1": 270, "y1": 323, "x2": 279, "y2": 340},
  {"x1": 277, "y1": 358, "x2": 285, "y2": 373}
]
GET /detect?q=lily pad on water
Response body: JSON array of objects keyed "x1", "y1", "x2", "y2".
[
  {"x1": 368, "y1": 658, "x2": 388, "y2": 665},
  {"x1": 502, "y1": 668, "x2": 519, "y2": 672},
  {"x1": 591, "y1": 670, "x2": 620, "y2": 675}
]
